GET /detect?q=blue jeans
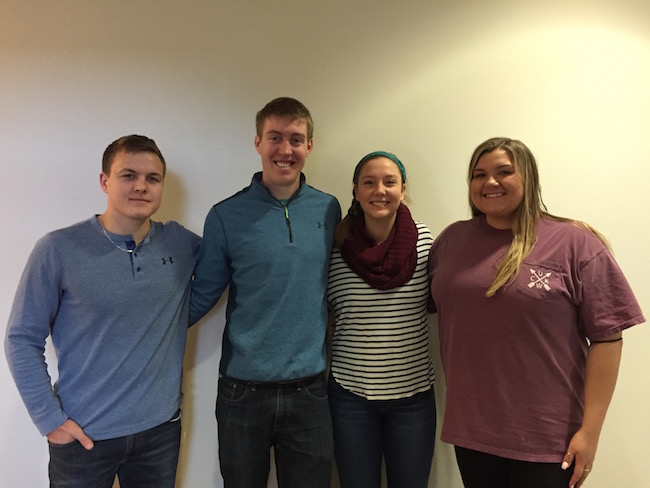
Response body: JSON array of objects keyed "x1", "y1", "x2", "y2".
[
  {"x1": 48, "y1": 411, "x2": 181, "y2": 488},
  {"x1": 328, "y1": 378, "x2": 436, "y2": 488},
  {"x1": 216, "y1": 374, "x2": 333, "y2": 488},
  {"x1": 454, "y1": 447, "x2": 574, "y2": 488}
]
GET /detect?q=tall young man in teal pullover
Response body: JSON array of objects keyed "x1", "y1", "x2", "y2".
[{"x1": 190, "y1": 97, "x2": 341, "y2": 488}]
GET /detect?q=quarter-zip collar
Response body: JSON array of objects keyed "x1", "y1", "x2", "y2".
[{"x1": 251, "y1": 172, "x2": 306, "y2": 243}]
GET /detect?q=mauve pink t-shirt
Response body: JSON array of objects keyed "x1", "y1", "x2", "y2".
[{"x1": 429, "y1": 215, "x2": 644, "y2": 462}]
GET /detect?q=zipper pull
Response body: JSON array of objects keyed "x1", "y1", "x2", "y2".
[{"x1": 283, "y1": 205, "x2": 293, "y2": 242}]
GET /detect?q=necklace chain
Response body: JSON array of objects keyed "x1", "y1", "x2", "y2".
[{"x1": 98, "y1": 216, "x2": 135, "y2": 254}]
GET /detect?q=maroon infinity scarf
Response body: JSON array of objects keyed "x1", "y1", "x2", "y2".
[{"x1": 340, "y1": 204, "x2": 418, "y2": 290}]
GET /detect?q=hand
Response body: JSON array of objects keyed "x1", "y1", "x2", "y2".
[
  {"x1": 561, "y1": 429, "x2": 597, "y2": 488},
  {"x1": 47, "y1": 419, "x2": 94, "y2": 450}
]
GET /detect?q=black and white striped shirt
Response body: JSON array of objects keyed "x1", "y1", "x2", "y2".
[{"x1": 327, "y1": 222, "x2": 435, "y2": 400}]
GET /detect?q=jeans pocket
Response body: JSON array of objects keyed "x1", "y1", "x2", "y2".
[
  {"x1": 304, "y1": 378, "x2": 328, "y2": 400},
  {"x1": 218, "y1": 376, "x2": 248, "y2": 403},
  {"x1": 48, "y1": 439, "x2": 78, "y2": 448}
]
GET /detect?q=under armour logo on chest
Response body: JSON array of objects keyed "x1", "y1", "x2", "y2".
[{"x1": 162, "y1": 257, "x2": 174, "y2": 265}]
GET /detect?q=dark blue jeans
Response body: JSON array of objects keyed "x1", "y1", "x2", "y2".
[
  {"x1": 454, "y1": 446, "x2": 574, "y2": 488},
  {"x1": 48, "y1": 411, "x2": 182, "y2": 488},
  {"x1": 216, "y1": 375, "x2": 333, "y2": 488},
  {"x1": 328, "y1": 378, "x2": 436, "y2": 488}
]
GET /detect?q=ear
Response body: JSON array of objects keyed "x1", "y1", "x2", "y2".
[
  {"x1": 399, "y1": 183, "x2": 406, "y2": 202},
  {"x1": 306, "y1": 138, "x2": 314, "y2": 156},
  {"x1": 254, "y1": 134, "x2": 262, "y2": 155},
  {"x1": 99, "y1": 172, "x2": 109, "y2": 194}
]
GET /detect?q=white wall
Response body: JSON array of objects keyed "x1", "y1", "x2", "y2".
[{"x1": 1, "y1": 1, "x2": 648, "y2": 486}]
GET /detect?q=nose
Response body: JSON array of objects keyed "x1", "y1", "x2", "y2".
[
  {"x1": 134, "y1": 176, "x2": 149, "y2": 192},
  {"x1": 278, "y1": 139, "x2": 292, "y2": 155},
  {"x1": 485, "y1": 175, "x2": 499, "y2": 186}
]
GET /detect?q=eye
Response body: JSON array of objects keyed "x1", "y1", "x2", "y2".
[
  {"x1": 291, "y1": 137, "x2": 305, "y2": 146},
  {"x1": 471, "y1": 172, "x2": 485, "y2": 180},
  {"x1": 147, "y1": 175, "x2": 162, "y2": 183}
]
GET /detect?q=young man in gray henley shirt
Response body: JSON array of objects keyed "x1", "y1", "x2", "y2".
[{"x1": 5, "y1": 135, "x2": 200, "y2": 487}]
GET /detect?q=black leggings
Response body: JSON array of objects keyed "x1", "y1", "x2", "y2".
[{"x1": 455, "y1": 446, "x2": 573, "y2": 488}]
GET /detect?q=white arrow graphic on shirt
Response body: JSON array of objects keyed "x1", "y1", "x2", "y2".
[{"x1": 528, "y1": 268, "x2": 552, "y2": 291}]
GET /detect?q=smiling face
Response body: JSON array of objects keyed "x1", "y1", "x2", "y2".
[
  {"x1": 354, "y1": 157, "x2": 405, "y2": 226},
  {"x1": 470, "y1": 148, "x2": 524, "y2": 229},
  {"x1": 254, "y1": 115, "x2": 313, "y2": 199},
  {"x1": 100, "y1": 150, "x2": 164, "y2": 226}
]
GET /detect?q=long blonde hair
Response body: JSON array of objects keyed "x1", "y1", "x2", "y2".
[{"x1": 468, "y1": 137, "x2": 609, "y2": 297}]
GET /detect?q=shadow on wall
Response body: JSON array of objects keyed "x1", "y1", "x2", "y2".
[
  {"x1": 156, "y1": 170, "x2": 187, "y2": 225},
  {"x1": 428, "y1": 314, "x2": 463, "y2": 486}
]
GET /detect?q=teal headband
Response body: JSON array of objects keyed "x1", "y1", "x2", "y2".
[{"x1": 353, "y1": 151, "x2": 406, "y2": 183}]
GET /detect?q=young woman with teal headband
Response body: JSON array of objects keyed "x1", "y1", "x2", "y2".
[{"x1": 327, "y1": 151, "x2": 436, "y2": 488}]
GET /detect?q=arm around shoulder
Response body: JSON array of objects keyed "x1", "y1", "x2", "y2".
[{"x1": 189, "y1": 207, "x2": 231, "y2": 325}]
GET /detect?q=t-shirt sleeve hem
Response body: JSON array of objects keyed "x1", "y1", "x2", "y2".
[{"x1": 586, "y1": 313, "x2": 646, "y2": 341}]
